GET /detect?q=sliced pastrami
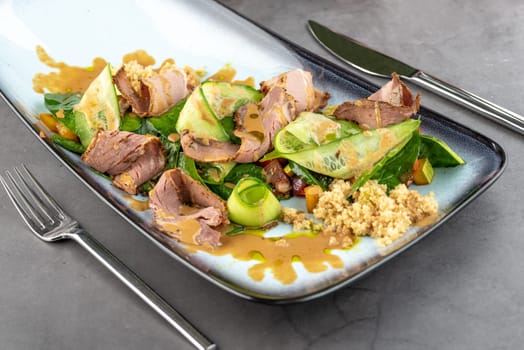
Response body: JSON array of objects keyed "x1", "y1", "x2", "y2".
[
  {"x1": 82, "y1": 130, "x2": 165, "y2": 194},
  {"x1": 113, "y1": 63, "x2": 192, "y2": 117},
  {"x1": 334, "y1": 73, "x2": 421, "y2": 129},
  {"x1": 260, "y1": 69, "x2": 330, "y2": 113},
  {"x1": 149, "y1": 169, "x2": 228, "y2": 246}
]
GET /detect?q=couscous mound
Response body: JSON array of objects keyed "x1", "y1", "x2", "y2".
[{"x1": 282, "y1": 180, "x2": 438, "y2": 247}]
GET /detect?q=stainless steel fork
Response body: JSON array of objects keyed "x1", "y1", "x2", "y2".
[{"x1": 0, "y1": 164, "x2": 216, "y2": 350}]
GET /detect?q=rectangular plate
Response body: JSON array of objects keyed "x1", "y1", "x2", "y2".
[{"x1": 0, "y1": 0, "x2": 505, "y2": 303}]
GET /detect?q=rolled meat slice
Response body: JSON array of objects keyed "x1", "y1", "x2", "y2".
[
  {"x1": 260, "y1": 69, "x2": 330, "y2": 113},
  {"x1": 334, "y1": 73, "x2": 421, "y2": 129},
  {"x1": 113, "y1": 61, "x2": 193, "y2": 117},
  {"x1": 149, "y1": 169, "x2": 229, "y2": 247},
  {"x1": 82, "y1": 130, "x2": 165, "y2": 195},
  {"x1": 179, "y1": 69, "x2": 329, "y2": 164}
]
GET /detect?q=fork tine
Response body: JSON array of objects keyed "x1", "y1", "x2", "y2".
[
  {"x1": 0, "y1": 171, "x2": 46, "y2": 231},
  {"x1": 12, "y1": 166, "x2": 55, "y2": 224},
  {"x1": 17, "y1": 165, "x2": 65, "y2": 220}
]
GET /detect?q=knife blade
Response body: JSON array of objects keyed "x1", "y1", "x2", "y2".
[{"x1": 308, "y1": 20, "x2": 524, "y2": 135}]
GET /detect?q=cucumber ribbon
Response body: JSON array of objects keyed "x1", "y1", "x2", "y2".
[{"x1": 227, "y1": 177, "x2": 281, "y2": 227}]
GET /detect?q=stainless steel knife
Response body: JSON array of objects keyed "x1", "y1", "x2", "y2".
[{"x1": 308, "y1": 20, "x2": 524, "y2": 135}]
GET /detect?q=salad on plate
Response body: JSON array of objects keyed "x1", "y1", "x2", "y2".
[{"x1": 33, "y1": 48, "x2": 464, "y2": 284}]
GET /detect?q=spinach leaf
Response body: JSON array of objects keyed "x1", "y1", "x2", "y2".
[
  {"x1": 44, "y1": 92, "x2": 82, "y2": 114},
  {"x1": 224, "y1": 225, "x2": 244, "y2": 236},
  {"x1": 120, "y1": 113, "x2": 143, "y2": 132},
  {"x1": 177, "y1": 153, "x2": 207, "y2": 185},
  {"x1": 353, "y1": 131, "x2": 420, "y2": 192},
  {"x1": 287, "y1": 161, "x2": 332, "y2": 190},
  {"x1": 206, "y1": 164, "x2": 266, "y2": 200},
  {"x1": 44, "y1": 92, "x2": 82, "y2": 131},
  {"x1": 121, "y1": 104, "x2": 183, "y2": 172},
  {"x1": 51, "y1": 134, "x2": 85, "y2": 154},
  {"x1": 136, "y1": 119, "x2": 158, "y2": 135},
  {"x1": 147, "y1": 99, "x2": 186, "y2": 136},
  {"x1": 160, "y1": 136, "x2": 180, "y2": 170},
  {"x1": 224, "y1": 163, "x2": 266, "y2": 183},
  {"x1": 219, "y1": 116, "x2": 241, "y2": 144},
  {"x1": 419, "y1": 134, "x2": 465, "y2": 167},
  {"x1": 137, "y1": 180, "x2": 155, "y2": 193},
  {"x1": 208, "y1": 183, "x2": 233, "y2": 200}
]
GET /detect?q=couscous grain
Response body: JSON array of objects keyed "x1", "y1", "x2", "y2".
[{"x1": 282, "y1": 180, "x2": 438, "y2": 247}]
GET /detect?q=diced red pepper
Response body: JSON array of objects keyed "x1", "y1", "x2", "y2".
[{"x1": 292, "y1": 176, "x2": 307, "y2": 196}]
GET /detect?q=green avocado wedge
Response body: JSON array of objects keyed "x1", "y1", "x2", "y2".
[{"x1": 74, "y1": 64, "x2": 120, "y2": 147}]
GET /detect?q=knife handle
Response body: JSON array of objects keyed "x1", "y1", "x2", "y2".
[{"x1": 409, "y1": 71, "x2": 524, "y2": 135}]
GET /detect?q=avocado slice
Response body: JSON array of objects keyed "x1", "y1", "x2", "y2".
[{"x1": 74, "y1": 64, "x2": 120, "y2": 147}]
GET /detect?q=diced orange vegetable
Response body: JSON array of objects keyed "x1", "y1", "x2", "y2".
[
  {"x1": 39, "y1": 113, "x2": 58, "y2": 132},
  {"x1": 413, "y1": 158, "x2": 434, "y2": 185},
  {"x1": 56, "y1": 122, "x2": 78, "y2": 141},
  {"x1": 232, "y1": 76, "x2": 255, "y2": 87},
  {"x1": 304, "y1": 185, "x2": 323, "y2": 213},
  {"x1": 412, "y1": 158, "x2": 421, "y2": 172}
]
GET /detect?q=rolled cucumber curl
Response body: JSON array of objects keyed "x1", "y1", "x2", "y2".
[{"x1": 227, "y1": 177, "x2": 281, "y2": 227}]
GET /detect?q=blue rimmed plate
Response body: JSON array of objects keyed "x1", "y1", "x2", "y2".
[{"x1": 0, "y1": 0, "x2": 506, "y2": 302}]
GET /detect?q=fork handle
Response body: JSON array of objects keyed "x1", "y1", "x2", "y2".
[
  {"x1": 408, "y1": 71, "x2": 524, "y2": 135},
  {"x1": 70, "y1": 231, "x2": 216, "y2": 350}
]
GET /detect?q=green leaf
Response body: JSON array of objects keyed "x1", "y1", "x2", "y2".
[
  {"x1": 199, "y1": 162, "x2": 236, "y2": 184},
  {"x1": 206, "y1": 163, "x2": 266, "y2": 200},
  {"x1": 224, "y1": 225, "x2": 244, "y2": 236},
  {"x1": 137, "y1": 180, "x2": 155, "y2": 193},
  {"x1": 219, "y1": 116, "x2": 241, "y2": 144},
  {"x1": 120, "y1": 113, "x2": 143, "y2": 132},
  {"x1": 51, "y1": 134, "x2": 86, "y2": 154},
  {"x1": 353, "y1": 131, "x2": 420, "y2": 192},
  {"x1": 287, "y1": 161, "x2": 332, "y2": 190},
  {"x1": 159, "y1": 136, "x2": 180, "y2": 170},
  {"x1": 44, "y1": 92, "x2": 82, "y2": 114},
  {"x1": 44, "y1": 92, "x2": 82, "y2": 131},
  {"x1": 148, "y1": 99, "x2": 186, "y2": 136},
  {"x1": 177, "y1": 153, "x2": 207, "y2": 185},
  {"x1": 419, "y1": 135, "x2": 465, "y2": 167},
  {"x1": 208, "y1": 183, "x2": 233, "y2": 200},
  {"x1": 224, "y1": 163, "x2": 266, "y2": 184}
]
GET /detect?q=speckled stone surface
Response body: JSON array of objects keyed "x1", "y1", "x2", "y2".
[{"x1": 0, "y1": 0, "x2": 523, "y2": 349}]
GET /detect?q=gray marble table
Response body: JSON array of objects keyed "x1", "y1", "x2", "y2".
[{"x1": 1, "y1": 0, "x2": 523, "y2": 349}]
